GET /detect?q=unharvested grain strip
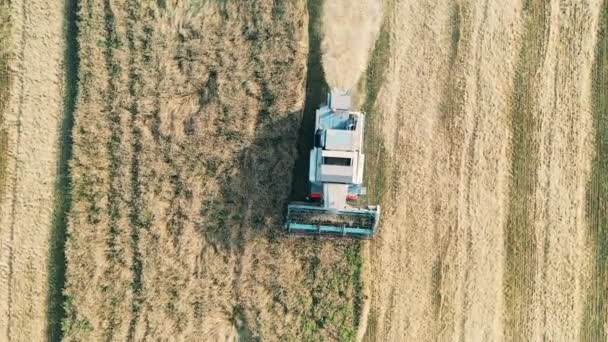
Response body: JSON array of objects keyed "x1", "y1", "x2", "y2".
[
  {"x1": 124, "y1": 0, "x2": 146, "y2": 338},
  {"x1": 63, "y1": 0, "x2": 113, "y2": 339},
  {"x1": 130, "y1": 19, "x2": 163, "y2": 340},
  {"x1": 102, "y1": 0, "x2": 124, "y2": 262},
  {"x1": 100, "y1": 0, "x2": 132, "y2": 338}
]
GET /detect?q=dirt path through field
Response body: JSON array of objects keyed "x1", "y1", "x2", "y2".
[
  {"x1": 0, "y1": 0, "x2": 66, "y2": 340},
  {"x1": 363, "y1": 0, "x2": 603, "y2": 340}
]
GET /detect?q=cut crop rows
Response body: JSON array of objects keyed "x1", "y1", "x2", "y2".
[
  {"x1": 503, "y1": 0, "x2": 547, "y2": 339},
  {"x1": 582, "y1": 2, "x2": 608, "y2": 340}
]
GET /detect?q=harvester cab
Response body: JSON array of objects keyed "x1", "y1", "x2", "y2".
[{"x1": 286, "y1": 89, "x2": 381, "y2": 238}]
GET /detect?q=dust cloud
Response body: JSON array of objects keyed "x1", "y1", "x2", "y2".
[{"x1": 320, "y1": 0, "x2": 382, "y2": 90}]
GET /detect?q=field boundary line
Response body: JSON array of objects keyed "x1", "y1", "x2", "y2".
[{"x1": 5, "y1": 0, "x2": 27, "y2": 339}]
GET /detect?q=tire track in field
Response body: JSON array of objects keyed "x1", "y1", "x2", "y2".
[
  {"x1": 503, "y1": 0, "x2": 547, "y2": 339},
  {"x1": 1, "y1": 0, "x2": 67, "y2": 339},
  {"x1": 4, "y1": 1, "x2": 27, "y2": 338},
  {"x1": 583, "y1": 1, "x2": 608, "y2": 339}
]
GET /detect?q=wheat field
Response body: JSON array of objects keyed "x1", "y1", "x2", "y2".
[
  {"x1": 62, "y1": 1, "x2": 363, "y2": 341},
  {"x1": 1, "y1": 0, "x2": 608, "y2": 341},
  {"x1": 363, "y1": 0, "x2": 608, "y2": 340}
]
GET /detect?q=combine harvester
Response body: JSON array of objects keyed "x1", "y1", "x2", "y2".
[{"x1": 286, "y1": 89, "x2": 381, "y2": 238}]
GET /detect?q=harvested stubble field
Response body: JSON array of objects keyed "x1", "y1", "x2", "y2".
[
  {"x1": 0, "y1": 0, "x2": 70, "y2": 341},
  {"x1": 1, "y1": 0, "x2": 608, "y2": 341},
  {"x1": 363, "y1": 0, "x2": 608, "y2": 340}
]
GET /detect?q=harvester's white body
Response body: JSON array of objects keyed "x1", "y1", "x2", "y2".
[
  {"x1": 286, "y1": 89, "x2": 380, "y2": 238},
  {"x1": 309, "y1": 89, "x2": 366, "y2": 210}
]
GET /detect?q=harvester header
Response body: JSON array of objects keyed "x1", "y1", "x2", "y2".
[{"x1": 286, "y1": 89, "x2": 381, "y2": 238}]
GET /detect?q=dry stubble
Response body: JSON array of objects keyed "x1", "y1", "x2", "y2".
[
  {"x1": 363, "y1": 0, "x2": 604, "y2": 340},
  {"x1": 0, "y1": 0, "x2": 66, "y2": 340}
]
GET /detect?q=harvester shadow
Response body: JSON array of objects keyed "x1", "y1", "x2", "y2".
[
  {"x1": 290, "y1": 0, "x2": 328, "y2": 202},
  {"x1": 202, "y1": 0, "x2": 329, "y2": 253},
  {"x1": 202, "y1": 111, "x2": 305, "y2": 252}
]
